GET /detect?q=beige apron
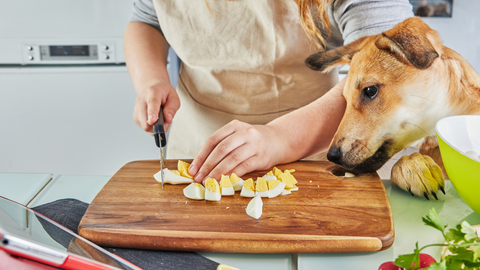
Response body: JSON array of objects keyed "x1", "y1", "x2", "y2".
[{"x1": 153, "y1": 0, "x2": 338, "y2": 159}]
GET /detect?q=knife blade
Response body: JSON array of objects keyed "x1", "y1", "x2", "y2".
[{"x1": 153, "y1": 107, "x2": 167, "y2": 189}]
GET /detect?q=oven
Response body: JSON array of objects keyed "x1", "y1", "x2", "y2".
[{"x1": 0, "y1": 0, "x2": 180, "y2": 176}]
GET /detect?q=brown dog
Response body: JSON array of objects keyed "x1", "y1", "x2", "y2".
[{"x1": 306, "y1": 17, "x2": 480, "y2": 199}]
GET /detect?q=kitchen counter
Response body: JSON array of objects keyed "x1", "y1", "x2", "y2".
[{"x1": 1, "y1": 172, "x2": 479, "y2": 270}]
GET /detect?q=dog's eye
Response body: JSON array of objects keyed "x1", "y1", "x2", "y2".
[{"x1": 363, "y1": 85, "x2": 379, "y2": 99}]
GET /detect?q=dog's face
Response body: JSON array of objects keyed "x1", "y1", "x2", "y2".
[{"x1": 306, "y1": 17, "x2": 451, "y2": 173}]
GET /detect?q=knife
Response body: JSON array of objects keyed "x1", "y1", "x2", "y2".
[{"x1": 153, "y1": 107, "x2": 167, "y2": 190}]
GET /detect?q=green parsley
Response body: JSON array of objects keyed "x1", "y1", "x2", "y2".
[{"x1": 394, "y1": 208, "x2": 480, "y2": 270}]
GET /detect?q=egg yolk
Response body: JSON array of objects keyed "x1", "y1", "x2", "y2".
[
  {"x1": 256, "y1": 178, "x2": 268, "y2": 192},
  {"x1": 243, "y1": 178, "x2": 255, "y2": 191},
  {"x1": 220, "y1": 175, "x2": 232, "y2": 187},
  {"x1": 205, "y1": 178, "x2": 219, "y2": 192}
]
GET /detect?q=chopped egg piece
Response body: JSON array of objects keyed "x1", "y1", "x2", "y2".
[
  {"x1": 229, "y1": 173, "x2": 244, "y2": 191},
  {"x1": 154, "y1": 168, "x2": 193, "y2": 184},
  {"x1": 262, "y1": 174, "x2": 277, "y2": 181},
  {"x1": 183, "y1": 183, "x2": 205, "y2": 200},
  {"x1": 286, "y1": 185, "x2": 299, "y2": 192},
  {"x1": 205, "y1": 178, "x2": 221, "y2": 201},
  {"x1": 220, "y1": 175, "x2": 235, "y2": 196},
  {"x1": 240, "y1": 178, "x2": 255, "y2": 197},
  {"x1": 255, "y1": 177, "x2": 269, "y2": 197},
  {"x1": 266, "y1": 171, "x2": 275, "y2": 176},
  {"x1": 267, "y1": 179, "x2": 286, "y2": 198},
  {"x1": 246, "y1": 196, "x2": 263, "y2": 219},
  {"x1": 281, "y1": 189, "x2": 291, "y2": 195},
  {"x1": 288, "y1": 169, "x2": 296, "y2": 173},
  {"x1": 278, "y1": 172, "x2": 297, "y2": 189},
  {"x1": 272, "y1": 167, "x2": 282, "y2": 177},
  {"x1": 344, "y1": 172, "x2": 356, "y2": 178},
  {"x1": 178, "y1": 160, "x2": 193, "y2": 179}
]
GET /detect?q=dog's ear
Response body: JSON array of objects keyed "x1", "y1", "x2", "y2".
[
  {"x1": 374, "y1": 17, "x2": 439, "y2": 69},
  {"x1": 305, "y1": 37, "x2": 368, "y2": 72}
]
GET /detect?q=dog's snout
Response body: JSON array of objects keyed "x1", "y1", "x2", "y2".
[{"x1": 327, "y1": 146, "x2": 342, "y2": 165}]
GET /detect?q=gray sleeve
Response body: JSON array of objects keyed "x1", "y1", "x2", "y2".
[
  {"x1": 331, "y1": 0, "x2": 414, "y2": 45},
  {"x1": 130, "y1": 0, "x2": 162, "y2": 34}
]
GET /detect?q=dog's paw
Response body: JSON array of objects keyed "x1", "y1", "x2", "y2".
[{"x1": 391, "y1": 152, "x2": 445, "y2": 200}]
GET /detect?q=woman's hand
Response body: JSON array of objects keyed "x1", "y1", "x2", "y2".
[
  {"x1": 125, "y1": 21, "x2": 177, "y2": 134},
  {"x1": 133, "y1": 81, "x2": 180, "y2": 135},
  {"x1": 189, "y1": 78, "x2": 347, "y2": 183},
  {"x1": 188, "y1": 120, "x2": 285, "y2": 183}
]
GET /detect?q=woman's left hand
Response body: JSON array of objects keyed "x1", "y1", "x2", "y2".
[{"x1": 188, "y1": 120, "x2": 285, "y2": 184}]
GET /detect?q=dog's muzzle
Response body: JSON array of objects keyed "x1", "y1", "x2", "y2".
[{"x1": 327, "y1": 140, "x2": 394, "y2": 174}]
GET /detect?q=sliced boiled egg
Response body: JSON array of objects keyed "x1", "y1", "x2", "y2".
[
  {"x1": 286, "y1": 185, "x2": 299, "y2": 192},
  {"x1": 278, "y1": 171, "x2": 297, "y2": 189},
  {"x1": 240, "y1": 178, "x2": 255, "y2": 197},
  {"x1": 229, "y1": 173, "x2": 244, "y2": 191},
  {"x1": 177, "y1": 160, "x2": 193, "y2": 179},
  {"x1": 204, "y1": 178, "x2": 221, "y2": 201},
  {"x1": 183, "y1": 183, "x2": 205, "y2": 200},
  {"x1": 219, "y1": 175, "x2": 235, "y2": 196},
  {"x1": 154, "y1": 168, "x2": 193, "y2": 184},
  {"x1": 262, "y1": 174, "x2": 277, "y2": 181},
  {"x1": 272, "y1": 167, "x2": 282, "y2": 178},
  {"x1": 246, "y1": 196, "x2": 263, "y2": 219},
  {"x1": 255, "y1": 177, "x2": 269, "y2": 197},
  {"x1": 267, "y1": 179, "x2": 286, "y2": 198},
  {"x1": 344, "y1": 172, "x2": 356, "y2": 178}
]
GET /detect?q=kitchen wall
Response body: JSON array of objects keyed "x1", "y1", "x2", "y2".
[
  {"x1": 421, "y1": 0, "x2": 480, "y2": 72},
  {"x1": 1, "y1": 0, "x2": 478, "y2": 178}
]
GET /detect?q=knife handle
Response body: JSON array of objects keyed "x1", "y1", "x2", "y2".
[{"x1": 153, "y1": 107, "x2": 167, "y2": 148}]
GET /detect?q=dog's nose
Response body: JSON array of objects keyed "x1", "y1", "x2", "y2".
[{"x1": 327, "y1": 146, "x2": 342, "y2": 165}]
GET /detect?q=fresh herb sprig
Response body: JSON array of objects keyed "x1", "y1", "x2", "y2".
[{"x1": 394, "y1": 208, "x2": 480, "y2": 270}]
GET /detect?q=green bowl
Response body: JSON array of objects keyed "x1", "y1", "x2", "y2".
[{"x1": 436, "y1": 115, "x2": 480, "y2": 216}]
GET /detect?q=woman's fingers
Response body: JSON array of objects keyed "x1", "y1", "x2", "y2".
[
  {"x1": 133, "y1": 95, "x2": 152, "y2": 134},
  {"x1": 200, "y1": 140, "x2": 256, "y2": 183},
  {"x1": 190, "y1": 120, "x2": 275, "y2": 183},
  {"x1": 189, "y1": 120, "x2": 242, "y2": 180},
  {"x1": 133, "y1": 82, "x2": 179, "y2": 135}
]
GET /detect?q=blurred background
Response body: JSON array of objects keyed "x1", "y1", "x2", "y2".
[{"x1": 0, "y1": 0, "x2": 478, "y2": 177}]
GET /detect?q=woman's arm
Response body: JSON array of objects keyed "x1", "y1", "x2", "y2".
[
  {"x1": 189, "y1": 77, "x2": 346, "y2": 183},
  {"x1": 124, "y1": 21, "x2": 180, "y2": 134}
]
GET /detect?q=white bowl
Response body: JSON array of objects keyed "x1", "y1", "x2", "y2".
[{"x1": 436, "y1": 115, "x2": 480, "y2": 215}]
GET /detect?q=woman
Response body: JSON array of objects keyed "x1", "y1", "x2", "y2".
[{"x1": 125, "y1": 0, "x2": 413, "y2": 183}]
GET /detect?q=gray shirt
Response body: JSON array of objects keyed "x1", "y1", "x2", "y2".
[{"x1": 130, "y1": 0, "x2": 413, "y2": 47}]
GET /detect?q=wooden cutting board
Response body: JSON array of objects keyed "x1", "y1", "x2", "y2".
[{"x1": 79, "y1": 160, "x2": 394, "y2": 253}]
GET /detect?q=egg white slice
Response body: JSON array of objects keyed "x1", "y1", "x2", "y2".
[
  {"x1": 232, "y1": 180, "x2": 244, "y2": 192},
  {"x1": 205, "y1": 178, "x2": 221, "y2": 201},
  {"x1": 287, "y1": 185, "x2": 299, "y2": 192},
  {"x1": 281, "y1": 189, "x2": 291, "y2": 195},
  {"x1": 230, "y1": 173, "x2": 244, "y2": 191},
  {"x1": 262, "y1": 175, "x2": 277, "y2": 181},
  {"x1": 154, "y1": 168, "x2": 193, "y2": 185},
  {"x1": 255, "y1": 178, "x2": 269, "y2": 198},
  {"x1": 268, "y1": 181, "x2": 286, "y2": 198},
  {"x1": 219, "y1": 175, "x2": 235, "y2": 196},
  {"x1": 221, "y1": 186, "x2": 235, "y2": 196},
  {"x1": 183, "y1": 183, "x2": 205, "y2": 200},
  {"x1": 246, "y1": 196, "x2": 263, "y2": 219},
  {"x1": 205, "y1": 189, "x2": 221, "y2": 201},
  {"x1": 240, "y1": 187, "x2": 255, "y2": 197},
  {"x1": 256, "y1": 191, "x2": 269, "y2": 198}
]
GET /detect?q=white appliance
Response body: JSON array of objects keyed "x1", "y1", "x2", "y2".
[{"x1": 0, "y1": 0, "x2": 180, "y2": 177}]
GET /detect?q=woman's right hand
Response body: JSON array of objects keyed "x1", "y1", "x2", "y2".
[{"x1": 133, "y1": 81, "x2": 180, "y2": 135}]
